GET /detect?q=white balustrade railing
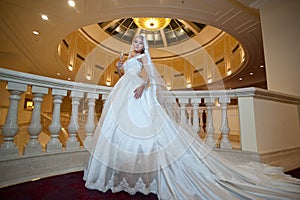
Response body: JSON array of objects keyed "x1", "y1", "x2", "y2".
[
  {"x1": 1, "y1": 68, "x2": 300, "y2": 187},
  {"x1": 0, "y1": 68, "x2": 112, "y2": 157},
  {"x1": 2, "y1": 67, "x2": 299, "y2": 157},
  {"x1": 0, "y1": 68, "x2": 246, "y2": 156},
  {"x1": 0, "y1": 67, "x2": 243, "y2": 157}
]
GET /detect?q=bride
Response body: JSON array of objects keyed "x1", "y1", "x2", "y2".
[{"x1": 83, "y1": 34, "x2": 300, "y2": 199}]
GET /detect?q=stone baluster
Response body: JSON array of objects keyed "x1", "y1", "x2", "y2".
[
  {"x1": 178, "y1": 98, "x2": 189, "y2": 125},
  {"x1": 0, "y1": 82, "x2": 27, "y2": 156},
  {"x1": 199, "y1": 109, "x2": 203, "y2": 133},
  {"x1": 26, "y1": 86, "x2": 49, "y2": 154},
  {"x1": 219, "y1": 96, "x2": 232, "y2": 149},
  {"x1": 84, "y1": 93, "x2": 99, "y2": 149},
  {"x1": 191, "y1": 98, "x2": 201, "y2": 133},
  {"x1": 187, "y1": 108, "x2": 193, "y2": 126},
  {"x1": 204, "y1": 97, "x2": 216, "y2": 147},
  {"x1": 66, "y1": 91, "x2": 84, "y2": 150},
  {"x1": 167, "y1": 96, "x2": 179, "y2": 122},
  {"x1": 48, "y1": 89, "x2": 67, "y2": 152}
]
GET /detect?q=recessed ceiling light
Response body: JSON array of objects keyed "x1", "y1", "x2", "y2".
[
  {"x1": 207, "y1": 78, "x2": 212, "y2": 84},
  {"x1": 239, "y1": 77, "x2": 243, "y2": 81},
  {"x1": 227, "y1": 69, "x2": 232, "y2": 76},
  {"x1": 57, "y1": 72, "x2": 61, "y2": 76},
  {"x1": 250, "y1": 72, "x2": 253, "y2": 75},
  {"x1": 68, "y1": 65, "x2": 73, "y2": 71},
  {"x1": 260, "y1": 65, "x2": 264, "y2": 68},
  {"x1": 67, "y1": 78, "x2": 71, "y2": 80},
  {"x1": 32, "y1": 30, "x2": 39, "y2": 35},
  {"x1": 41, "y1": 14, "x2": 48, "y2": 20},
  {"x1": 86, "y1": 74, "x2": 92, "y2": 80},
  {"x1": 68, "y1": 0, "x2": 76, "y2": 7}
]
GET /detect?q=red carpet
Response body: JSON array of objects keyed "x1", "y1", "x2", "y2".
[
  {"x1": 0, "y1": 171, "x2": 158, "y2": 200},
  {"x1": 1, "y1": 169, "x2": 299, "y2": 200}
]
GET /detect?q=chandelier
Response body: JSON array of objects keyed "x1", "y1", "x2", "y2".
[{"x1": 133, "y1": 18, "x2": 171, "y2": 31}]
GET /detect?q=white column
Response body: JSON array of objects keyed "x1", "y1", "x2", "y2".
[
  {"x1": 66, "y1": 91, "x2": 84, "y2": 150},
  {"x1": 178, "y1": 98, "x2": 189, "y2": 125},
  {"x1": 26, "y1": 86, "x2": 48, "y2": 154},
  {"x1": 48, "y1": 89, "x2": 67, "y2": 152},
  {"x1": 0, "y1": 82, "x2": 27, "y2": 156},
  {"x1": 191, "y1": 98, "x2": 201, "y2": 133},
  {"x1": 84, "y1": 93, "x2": 99, "y2": 149},
  {"x1": 219, "y1": 96, "x2": 232, "y2": 149},
  {"x1": 204, "y1": 97, "x2": 216, "y2": 147}
]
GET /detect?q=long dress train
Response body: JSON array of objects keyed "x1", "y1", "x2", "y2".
[{"x1": 83, "y1": 54, "x2": 300, "y2": 200}]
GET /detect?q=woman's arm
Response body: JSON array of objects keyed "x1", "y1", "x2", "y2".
[
  {"x1": 116, "y1": 61, "x2": 124, "y2": 77},
  {"x1": 134, "y1": 55, "x2": 149, "y2": 99}
]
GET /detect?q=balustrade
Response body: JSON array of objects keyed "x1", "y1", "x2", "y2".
[
  {"x1": 0, "y1": 68, "x2": 241, "y2": 157},
  {"x1": 1, "y1": 68, "x2": 300, "y2": 188}
]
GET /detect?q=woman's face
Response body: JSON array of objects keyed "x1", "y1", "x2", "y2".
[{"x1": 133, "y1": 37, "x2": 144, "y2": 53}]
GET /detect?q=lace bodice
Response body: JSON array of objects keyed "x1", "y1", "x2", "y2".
[{"x1": 123, "y1": 54, "x2": 144, "y2": 75}]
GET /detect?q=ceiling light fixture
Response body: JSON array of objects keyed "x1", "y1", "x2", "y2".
[
  {"x1": 227, "y1": 69, "x2": 232, "y2": 76},
  {"x1": 86, "y1": 74, "x2": 92, "y2": 80},
  {"x1": 250, "y1": 72, "x2": 253, "y2": 75},
  {"x1": 133, "y1": 18, "x2": 171, "y2": 31},
  {"x1": 32, "y1": 30, "x2": 39, "y2": 35},
  {"x1": 68, "y1": 0, "x2": 76, "y2": 7},
  {"x1": 41, "y1": 14, "x2": 48, "y2": 20},
  {"x1": 239, "y1": 77, "x2": 243, "y2": 81},
  {"x1": 207, "y1": 78, "x2": 212, "y2": 84},
  {"x1": 68, "y1": 65, "x2": 73, "y2": 71}
]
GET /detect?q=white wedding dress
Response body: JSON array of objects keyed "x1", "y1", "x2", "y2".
[{"x1": 83, "y1": 54, "x2": 300, "y2": 200}]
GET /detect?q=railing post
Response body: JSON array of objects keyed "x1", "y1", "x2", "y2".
[
  {"x1": 84, "y1": 93, "x2": 99, "y2": 149},
  {"x1": 66, "y1": 91, "x2": 84, "y2": 150},
  {"x1": 48, "y1": 89, "x2": 67, "y2": 152},
  {"x1": 219, "y1": 96, "x2": 232, "y2": 149},
  {"x1": 26, "y1": 86, "x2": 49, "y2": 154},
  {"x1": 178, "y1": 98, "x2": 189, "y2": 125},
  {"x1": 191, "y1": 98, "x2": 201, "y2": 133},
  {"x1": 204, "y1": 97, "x2": 216, "y2": 147},
  {"x1": 0, "y1": 82, "x2": 27, "y2": 156}
]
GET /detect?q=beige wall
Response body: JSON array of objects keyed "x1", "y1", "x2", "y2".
[
  {"x1": 239, "y1": 95, "x2": 300, "y2": 154},
  {"x1": 254, "y1": 98, "x2": 300, "y2": 153},
  {"x1": 260, "y1": 0, "x2": 300, "y2": 96}
]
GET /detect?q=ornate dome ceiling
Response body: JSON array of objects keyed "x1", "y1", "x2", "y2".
[{"x1": 98, "y1": 18, "x2": 206, "y2": 48}]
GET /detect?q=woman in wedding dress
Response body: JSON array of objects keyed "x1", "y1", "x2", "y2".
[{"x1": 83, "y1": 34, "x2": 300, "y2": 199}]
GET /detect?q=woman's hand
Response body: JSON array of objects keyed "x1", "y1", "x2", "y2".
[
  {"x1": 116, "y1": 61, "x2": 123, "y2": 69},
  {"x1": 116, "y1": 61, "x2": 124, "y2": 77},
  {"x1": 134, "y1": 84, "x2": 145, "y2": 99}
]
